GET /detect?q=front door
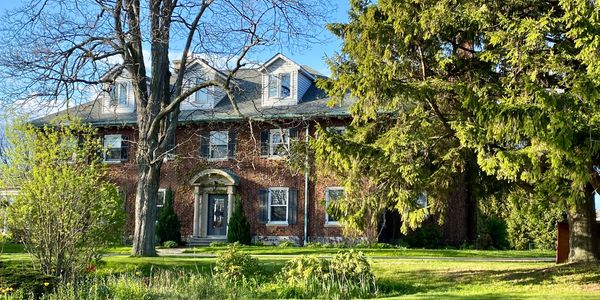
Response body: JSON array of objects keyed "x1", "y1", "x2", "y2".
[{"x1": 207, "y1": 194, "x2": 228, "y2": 236}]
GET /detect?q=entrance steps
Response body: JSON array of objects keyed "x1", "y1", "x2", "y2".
[{"x1": 187, "y1": 235, "x2": 227, "y2": 247}]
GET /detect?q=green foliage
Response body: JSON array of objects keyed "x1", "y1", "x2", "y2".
[
  {"x1": 162, "y1": 241, "x2": 178, "y2": 249},
  {"x1": 277, "y1": 241, "x2": 296, "y2": 248},
  {"x1": 0, "y1": 267, "x2": 56, "y2": 298},
  {"x1": 155, "y1": 188, "x2": 182, "y2": 245},
  {"x1": 226, "y1": 196, "x2": 251, "y2": 245},
  {"x1": 477, "y1": 216, "x2": 509, "y2": 250},
  {"x1": 403, "y1": 223, "x2": 441, "y2": 249},
  {"x1": 0, "y1": 118, "x2": 125, "y2": 280},
  {"x1": 209, "y1": 241, "x2": 229, "y2": 247},
  {"x1": 277, "y1": 250, "x2": 377, "y2": 299},
  {"x1": 213, "y1": 244, "x2": 259, "y2": 283}
]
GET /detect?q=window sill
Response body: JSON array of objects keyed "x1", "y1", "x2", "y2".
[
  {"x1": 263, "y1": 155, "x2": 288, "y2": 160},
  {"x1": 325, "y1": 222, "x2": 341, "y2": 227},
  {"x1": 266, "y1": 222, "x2": 289, "y2": 227},
  {"x1": 103, "y1": 160, "x2": 123, "y2": 164},
  {"x1": 207, "y1": 157, "x2": 229, "y2": 162}
]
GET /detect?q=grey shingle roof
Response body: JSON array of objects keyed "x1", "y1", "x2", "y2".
[{"x1": 32, "y1": 68, "x2": 352, "y2": 127}]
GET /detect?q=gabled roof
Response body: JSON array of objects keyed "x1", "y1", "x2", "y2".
[
  {"x1": 31, "y1": 67, "x2": 353, "y2": 127},
  {"x1": 262, "y1": 53, "x2": 316, "y2": 81}
]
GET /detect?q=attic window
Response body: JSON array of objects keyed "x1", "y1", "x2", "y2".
[
  {"x1": 268, "y1": 73, "x2": 291, "y2": 98},
  {"x1": 195, "y1": 78, "x2": 211, "y2": 105},
  {"x1": 110, "y1": 82, "x2": 129, "y2": 107}
]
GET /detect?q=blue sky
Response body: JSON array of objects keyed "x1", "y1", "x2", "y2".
[{"x1": 0, "y1": 1, "x2": 350, "y2": 76}]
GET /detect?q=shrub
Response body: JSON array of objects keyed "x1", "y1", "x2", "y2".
[
  {"x1": 478, "y1": 216, "x2": 509, "y2": 250},
  {"x1": 0, "y1": 119, "x2": 125, "y2": 281},
  {"x1": 156, "y1": 189, "x2": 182, "y2": 245},
  {"x1": 403, "y1": 223, "x2": 441, "y2": 248},
  {"x1": 213, "y1": 244, "x2": 259, "y2": 282},
  {"x1": 278, "y1": 240, "x2": 296, "y2": 248},
  {"x1": 162, "y1": 241, "x2": 178, "y2": 248},
  {"x1": 227, "y1": 196, "x2": 252, "y2": 245},
  {"x1": 277, "y1": 250, "x2": 377, "y2": 299},
  {"x1": 209, "y1": 241, "x2": 229, "y2": 247}
]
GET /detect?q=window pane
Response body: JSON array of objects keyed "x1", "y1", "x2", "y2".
[
  {"x1": 118, "y1": 83, "x2": 128, "y2": 105},
  {"x1": 280, "y1": 73, "x2": 290, "y2": 97},
  {"x1": 211, "y1": 145, "x2": 228, "y2": 159},
  {"x1": 271, "y1": 190, "x2": 287, "y2": 205},
  {"x1": 195, "y1": 88, "x2": 210, "y2": 104},
  {"x1": 326, "y1": 188, "x2": 344, "y2": 223},
  {"x1": 157, "y1": 191, "x2": 165, "y2": 207},
  {"x1": 271, "y1": 206, "x2": 287, "y2": 222},
  {"x1": 104, "y1": 135, "x2": 121, "y2": 149},
  {"x1": 210, "y1": 131, "x2": 228, "y2": 146},
  {"x1": 268, "y1": 74, "x2": 278, "y2": 97}
]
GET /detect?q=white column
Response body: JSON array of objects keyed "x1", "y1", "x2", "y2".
[
  {"x1": 227, "y1": 186, "x2": 235, "y2": 223},
  {"x1": 201, "y1": 192, "x2": 208, "y2": 237},
  {"x1": 193, "y1": 186, "x2": 200, "y2": 237}
]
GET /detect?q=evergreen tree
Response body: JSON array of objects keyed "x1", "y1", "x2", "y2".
[
  {"x1": 317, "y1": 0, "x2": 600, "y2": 262},
  {"x1": 156, "y1": 189, "x2": 182, "y2": 245},
  {"x1": 227, "y1": 196, "x2": 252, "y2": 245}
]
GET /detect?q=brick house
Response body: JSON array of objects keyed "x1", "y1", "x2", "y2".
[{"x1": 33, "y1": 53, "x2": 475, "y2": 246}]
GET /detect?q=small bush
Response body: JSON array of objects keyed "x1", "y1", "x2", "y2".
[
  {"x1": 209, "y1": 241, "x2": 229, "y2": 247},
  {"x1": 156, "y1": 189, "x2": 182, "y2": 245},
  {"x1": 163, "y1": 241, "x2": 177, "y2": 248},
  {"x1": 404, "y1": 223, "x2": 441, "y2": 248},
  {"x1": 278, "y1": 241, "x2": 296, "y2": 248},
  {"x1": 478, "y1": 216, "x2": 509, "y2": 250},
  {"x1": 277, "y1": 250, "x2": 377, "y2": 299},
  {"x1": 227, "y1": 196, "x2": 252, "y2": 245},
  {"x1": 213, "y1": 244, "x2": 259, "y2": 282}
]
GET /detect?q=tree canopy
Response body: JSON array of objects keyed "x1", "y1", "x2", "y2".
[{"x1": 316, "y1": 0, "x2": 600, "y2": 261}]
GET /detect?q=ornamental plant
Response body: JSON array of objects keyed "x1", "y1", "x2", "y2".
[
  {"x1": 156, "y1": 188, "x2": 182, "y2": 245},
  {"x1": 0, "y1": 118, "x2": 125, "y2": 281}
]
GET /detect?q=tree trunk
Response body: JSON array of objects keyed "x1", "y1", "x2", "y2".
[
  {"x1": 132, "y1": 153, "x2": 161, "y2": 256},
  {"x1": 567, "y1": 183, "x2": 599, "y2": 263}
]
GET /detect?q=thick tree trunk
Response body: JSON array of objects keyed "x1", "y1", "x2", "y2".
[
  {"x1": 567, "y1": 183, "x2": 599, "y2": 263},
  {"x1": 132, "y1": 153, "x2": 161, "y2": 256}
]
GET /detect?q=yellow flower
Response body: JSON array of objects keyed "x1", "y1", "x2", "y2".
[
  {"x1": 43, "y1": 282, "x2": 49, "y2": 287},
  {"x1": 135, "y1": 271, "x2": 141, "y2": 276}
]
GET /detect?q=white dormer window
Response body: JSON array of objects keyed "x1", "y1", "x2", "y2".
[
  {"x1": 110, "y1": 82, "x2": 129, "y2": 107},
  {"x1": 195, "y1": 78, "x2": 211, "y2": 105},
  {"x1": 268, "y1": 73, "x2": 291, "y2": 98}
]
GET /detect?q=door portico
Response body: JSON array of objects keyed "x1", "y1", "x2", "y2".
[{"x1": 189, "y1": 169, "x2": 239, "y2": 238}]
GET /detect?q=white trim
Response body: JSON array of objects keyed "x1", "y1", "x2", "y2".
[
  {"x1": 268, "y1": 187, "x2": 289, "y2": 224},
  {"x1": 157, "y1": 188, "x2": 167, "y2": 208},
  {"x1": 262, "y1": 53, "x2": 315, "y2": 81},
  {"x1": 268, "y1": 128, "x2": 290, "y2": 157},
  {"x1": 208, "y1": 130, "x2": 229, "y2": 160},
  {"x1": 325, "y1": 187, "x2": 344, "y2": 225},
  {"x1": 103, "y1": 134, "x2": 124, "y2": 163}
]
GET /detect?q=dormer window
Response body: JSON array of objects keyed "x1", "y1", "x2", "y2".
[
  {"x1": 110, "y1": 82, "x2": 129, "y2": 107},
  {"x1": 268, "y1": 73, "x2": 291, "y2": 98},
  {"x1": 195, "y1": 78, "x2": 211, "y2": 105}
]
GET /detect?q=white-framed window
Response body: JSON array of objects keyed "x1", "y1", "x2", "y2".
[
  {"x1": 110, "y1": 82, "x2": 129, "y2": 107},
  {"x1": 268, "y1": 73, "x2": 291, "y2": 98},
  {"x1": 269, "y1": 128, "x2": 290, "y2": 157},
  {"x1": 209, "y1": 131, "x2": 229, "y2": 159},
  {"x1": 103, "y1": 134, "x2": 126, "y2": 162},
  {"x1": 195, "y1": 78, "x2": 211, "y2": 105},
  {"x1": 269, "y1": 187, "x2": 289, "y2": 224},
  {"x1": 157, "y1": 188, "x2": 166, "y2": 208},
  {"x1": 325, "y1": 187, "x2": 344, "y2": 225}
]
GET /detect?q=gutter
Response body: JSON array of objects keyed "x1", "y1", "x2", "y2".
[{"x1": 304, "y1": 123, "x2": 310, "y2": 245}]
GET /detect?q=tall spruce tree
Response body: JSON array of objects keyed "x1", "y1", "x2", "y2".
[
  {"x1": 156, "y1": 188, "x2": 181, "y2": 245},
  {"x1": 318, "y1": 0, "x2": 600, "y2": 262}
]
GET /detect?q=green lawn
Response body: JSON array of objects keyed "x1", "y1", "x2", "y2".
[
  {"x1": 184, "y1": 245, "x2": 555, "y2": 258},
  {"x1": 2, "y1": 244, "x2": 597, "y2": 299}
]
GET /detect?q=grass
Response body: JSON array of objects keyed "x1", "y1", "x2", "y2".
[
  {"x1": 3, "y1": 244, "x2": 598, "y2": 299},
  {"x1": 184, "y1": 245, "x2": 555, "y2": 258}
]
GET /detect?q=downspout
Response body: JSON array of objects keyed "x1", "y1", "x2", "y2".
[{"x1": 304, "y1": 123, "x2": 310, "y2": 245}]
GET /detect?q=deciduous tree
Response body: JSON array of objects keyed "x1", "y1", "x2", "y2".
[{"x1": 0, "y1": 0, "x2": 328, "y2": 256}]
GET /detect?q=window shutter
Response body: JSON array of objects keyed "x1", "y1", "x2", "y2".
[
  {"x1": 120, "y1": 135, "x2": 128, "y2": 161},
  {"x1": 199, "y1": 133, "x2": 210, "y2": 158},
  {"x1": 259, "y1": 130, "x2": 269, "y2": 156},
  {"x1": 228, "y1": 130, "x2": 237, "y2": 158},
  {"x1": 259, "y1": 189, "x2": 269, "y2": 224},
  {"x1": 289, "y1": 128, "x2": 299, "y2": 140},
  {"x1": 288, "y1": 189, "x2": 298, "y2": 225}
]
